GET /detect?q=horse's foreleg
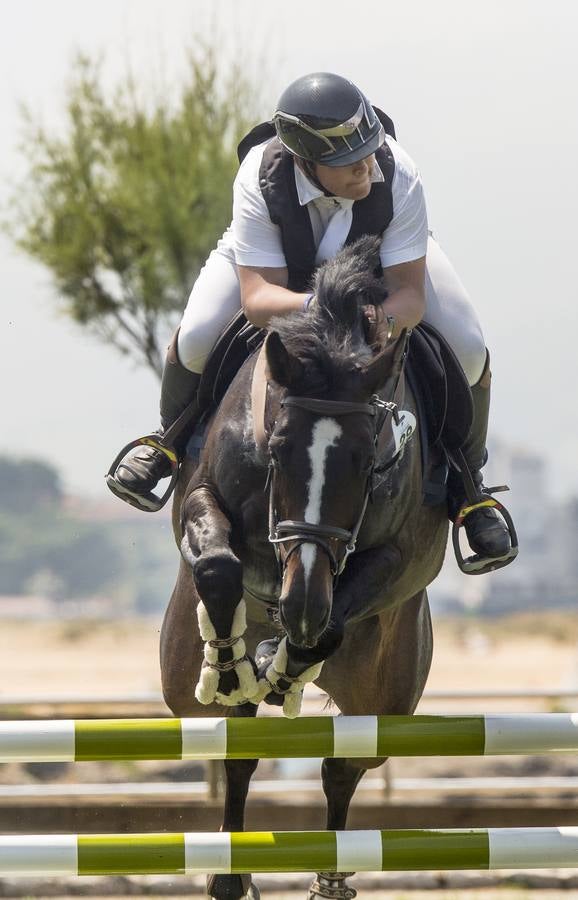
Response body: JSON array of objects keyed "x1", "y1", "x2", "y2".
[
  {"x1": 207, "y1": 703, "x2": 260, "y2": 900},
  {"x1": 253, "y1": 624, "x2": 344, "y2": 718},
  {"x1": 181, "y1": 485, "x2": 258, "y2": 706},
  {"x1": 255, "y1": 543, "x2": 403, "y2": 718}
]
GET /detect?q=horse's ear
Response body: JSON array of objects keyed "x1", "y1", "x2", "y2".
[
  {"x1": 264, "y1": 331, "x2": 305, "y2": 389},
  {"x1": 358, "y1": 329, "x2": 408, "y2": 395}
]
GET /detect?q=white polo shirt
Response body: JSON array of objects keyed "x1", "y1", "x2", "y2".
[{"x1": 215, "y1": 135, "x2": 428, "y2": 272}]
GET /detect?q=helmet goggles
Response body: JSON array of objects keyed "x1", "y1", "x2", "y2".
[{"x1": 274, "y1": 97, "x2": 384, "y2": 167}]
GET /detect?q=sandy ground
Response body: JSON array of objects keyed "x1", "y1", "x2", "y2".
[
  {"x1": 1, "y1": 612, "x2": 578, "y2": 898},
  {"x1": 0, "y1": 612, "x2": 576, "y2": 704},
  {"x1": 0, "y1": 611, "x2": 577, "y2": 785},
  {"x1": 25, "y1": 891, "x2": 578, "y2": 900}
]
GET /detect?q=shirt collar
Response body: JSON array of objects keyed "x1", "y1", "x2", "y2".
[{"x1": 293, "y1": 158, "x2": 384, "y2": 207}]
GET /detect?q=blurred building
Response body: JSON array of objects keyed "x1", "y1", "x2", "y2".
[{"x1": 430, "y1": 438, "x2": 578, "y2": 615}]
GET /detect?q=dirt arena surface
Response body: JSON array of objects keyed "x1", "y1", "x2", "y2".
[
  {"x1": 7, "y1": 883, "x2": 578, "y2": 899},
  {"x1": 0, "y1": 611, "x2": 576, "y2": 705},
  {"x1": 0, "y1": 612, "x2": 577, "y2": 897},
  {"x1": 20, "y1": 892, "x2": 578, "y2": 900}
]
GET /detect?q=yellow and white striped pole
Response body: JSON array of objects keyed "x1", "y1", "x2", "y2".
[
  {"x1": 0, "y1": 829, "x2": 577, "y2": 875},
  {"x1": 1, "y1": 714, "x2": 578, "y2": 762}
]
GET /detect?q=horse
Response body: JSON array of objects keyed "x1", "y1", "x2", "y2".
[{"x1": 160, "y1": 236, "x2": 449, "y2": 900}]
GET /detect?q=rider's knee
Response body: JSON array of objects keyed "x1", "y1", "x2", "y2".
[
  {"x1": 176, "y1": 326, "x2": 209, "y2": 375},
  {"x1": 454, "y1": 329, "x2": 487, "y2": 386}
]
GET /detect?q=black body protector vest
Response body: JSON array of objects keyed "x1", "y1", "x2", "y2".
[{"x1": 237, "y1": 109, "x2": 397, "y2": 292}]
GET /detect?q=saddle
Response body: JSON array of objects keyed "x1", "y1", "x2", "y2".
[
  {"x1": 185, "y1": 311, "x2": 266, "y2": 461},
  {"x1": 189, "y1": 313, "x2": 473, "y2": 510},
  {"x1": 197, "y1": 310, "x2": 265, "y2": 411},
  {"x1": 406, "y1": 321, "x2": 473, "y2": 505}
]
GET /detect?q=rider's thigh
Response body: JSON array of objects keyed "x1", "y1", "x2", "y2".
[
  {"x1": 178, "y1": 251, "x2": 241, "y2": 374},
  {"x1": 423, "y1": 235, "x2": 486, "y2": 386}
]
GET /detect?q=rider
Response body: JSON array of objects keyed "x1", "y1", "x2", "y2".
[{"x1": 108, "y1": 71, "x2": 512, "y2": 562}]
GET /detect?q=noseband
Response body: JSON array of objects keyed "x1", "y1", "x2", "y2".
[{"x1": 267, "y1": 394, "x2": 399, "y2": 584}]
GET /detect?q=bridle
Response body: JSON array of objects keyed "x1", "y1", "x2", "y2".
[{"x1": 267, "y1": 394, "x2": 400, "y2": 586}]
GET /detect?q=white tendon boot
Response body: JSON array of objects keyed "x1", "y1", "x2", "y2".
[
  {"x1": 252, "y1": 636, "x2": 324, "y2": 718},
  {"x1": 195, "y1": 599, "x2": 259, "y2": 706}
]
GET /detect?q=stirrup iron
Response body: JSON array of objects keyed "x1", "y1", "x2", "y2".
[
  {"x1": 452, "y1": 485, "x2": 519, "y2": 575},
  {"x1": 105, "y1": 434, "x2": 179, "y2": 513}
]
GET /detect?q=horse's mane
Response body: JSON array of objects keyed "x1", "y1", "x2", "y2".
[{"x1": 268, "y1": 235, "x2": 385, "y2": 395}]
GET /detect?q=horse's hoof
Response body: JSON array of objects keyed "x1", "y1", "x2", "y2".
[
  {"x1": 263, "y1": 690, "x2": 284, "y2": 706},
  {"x1": 308, "y1": 872, "x2": 357, "y2": 899},
  {"x1": 207, "y1": 872, "x2": 257, "y2": 900},
  {"x1": 255, "y1": 636, "x2": 280, "y2": 671},
  {"x1": 254, "y1": 637, "x2": 284, "y2": 705}
]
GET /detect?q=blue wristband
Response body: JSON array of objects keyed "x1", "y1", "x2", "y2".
[{"x1": 303, "y1": 293, "x2": 315, "y2": 311}]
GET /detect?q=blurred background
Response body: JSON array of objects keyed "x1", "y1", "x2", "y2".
[
  {"x1": 1, "y1": 0, "x2": 577, "y2": 626},
  {"x1": 1, "y1": 3, "x2": 578, "y2": 891}
]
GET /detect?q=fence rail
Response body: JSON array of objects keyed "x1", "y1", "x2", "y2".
[
  {"x1": 2, "y1": 714, "x2": 578, "y2": 762},
  {"x1": 1, "y1": 828, "x2": 577, "y2": 875}
]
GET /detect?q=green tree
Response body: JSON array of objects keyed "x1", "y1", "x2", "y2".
[
  {"x1": 7, "y1": 46, "x2": 261, "y2": 377},
  {"x1": 0, "y1": 457, "x2": 62, "y2": 514},
  {"x1": 0, "y1": 456, "x2": 124, "y2": 600}
]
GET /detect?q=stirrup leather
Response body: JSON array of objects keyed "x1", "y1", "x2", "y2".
[{"x1": 105, "y1": 434, "x2": 179, "y2": 513}]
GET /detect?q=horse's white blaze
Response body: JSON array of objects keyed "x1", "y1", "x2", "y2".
[
  {"x1": 299, "y1": 418, "x2": 342, "y2": 624},
  {"x1": 304, "y1": 418, "x2": 342, "y2": 525},
  {"x1": 300, "y1": 543, "x2": 317, "y2": 586}
]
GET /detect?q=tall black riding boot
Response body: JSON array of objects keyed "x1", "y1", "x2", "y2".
[
  {"x1": 110, "y1": 331, "x2": 202, "y2": 510},
  {"x1": 449, "y1": 351, "x2": 512, "y2": 559}
]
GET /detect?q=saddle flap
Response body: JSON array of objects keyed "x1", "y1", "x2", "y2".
[
  {"x1": 407, "y1": 325, "x2": 447, "y2": 448},
  {"x1": 196, "y1": 310, "x2": 265, "y2": 412},
  {"x1": 408, "y1": 322, "x2": 473, "y2": 453}
]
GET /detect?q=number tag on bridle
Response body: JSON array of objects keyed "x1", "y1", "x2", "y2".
[{"x1": 392, "y1": 409, "x2": 416, "y2": 457}]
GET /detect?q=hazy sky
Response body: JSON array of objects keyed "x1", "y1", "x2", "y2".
[{"x1": 1, "y1": 0, "x2": 577, "y2": 501}]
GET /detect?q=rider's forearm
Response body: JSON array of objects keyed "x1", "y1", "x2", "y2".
[
  {"x1": 242, "y1": 284, "x2": 310, "y2": 328},
  {"x1": 380, "y1": 286, "x2": 426, "y2": 336}
]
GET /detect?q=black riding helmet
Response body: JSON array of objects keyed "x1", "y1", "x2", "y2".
[{"x1": 273, "y1": 72, "x2": 384, "y2": 167}]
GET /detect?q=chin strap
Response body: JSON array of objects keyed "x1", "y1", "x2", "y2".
[{"x1": 301, "y1": 159, "x2": 336, "y2": 196}]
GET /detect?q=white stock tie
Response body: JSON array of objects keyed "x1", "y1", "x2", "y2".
[{"x1": 315, "y1": 199, "x2": 354, "y2": 265}]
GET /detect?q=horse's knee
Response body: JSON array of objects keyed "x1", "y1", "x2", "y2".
[{"x1": 193, "y1": 549, "x2": 243, "y2": 603}]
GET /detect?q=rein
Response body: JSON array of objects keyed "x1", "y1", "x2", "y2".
[{"x1": 267, "y1": 393, "x2": 401, "y2": 584}]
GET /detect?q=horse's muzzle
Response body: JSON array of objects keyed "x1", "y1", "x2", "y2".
[{"x1": 279, "y1": 581, "x2": 332, "y2": 649}]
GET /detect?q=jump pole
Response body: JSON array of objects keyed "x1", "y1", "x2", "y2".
[
  {"x1": 1, "y1": 828, "x2": 577, "y2": 875},
  {"x1": 1, "y1": 714, "x2": 577, "y2": 762}
]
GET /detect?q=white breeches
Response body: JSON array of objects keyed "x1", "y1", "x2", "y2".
[{"x1": 178, "y1": 236, "x2": 487, "y2": 386}]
